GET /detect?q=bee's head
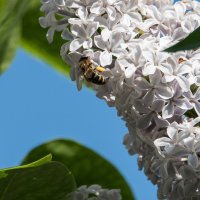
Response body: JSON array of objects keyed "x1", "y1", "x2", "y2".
[{"x1": 79, "y1": 56, "x2": 89, "y2": 61}]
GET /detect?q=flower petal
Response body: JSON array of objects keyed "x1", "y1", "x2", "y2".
[
  {"x1": 188, "y1": 153, "x2": 199, "y2": 169},
  {"x1": 94, "y1": 35, "x2": 107, "y2": 50},
  {"x1": 87, "y1": 22, "x2": 99, "y2": 37},
  {"x1": 162, "y1": 102, "x2": 174, "y2": 119},
  {"x1": 106, "y1": 5, "x2": 116, "y2": 21},
  {"x1": 101, "y1": 28, "x2": 111, "y2": 41},
  {"x1": 70, "y1": 38, "x2": 84, "y2": 51},
  {"x1": 138, "y1": 113, "x2": 153, "y2": 129},
  {"x1": 99, "y1": 50, "x2": 112, "y2": 66}
]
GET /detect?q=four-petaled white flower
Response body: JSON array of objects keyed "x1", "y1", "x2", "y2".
[
  {"x1": 162, "y1": 83, "x2": 192, "y2": 119},
  {"x1": 154, "y1": 122, "x2": 190, "y2": 158},
  {"x1": 135, "y1": 99, "x2": 169, "y2": 129},
  {"x1": 90, "y1": 0, "x2": 117, "y2": 21},
  {"x1": 94, "y1": 33, "x2": 127, "y2": 66},
  {"x1": 70, "y1": 22, "x2": 99, "y2": 51},
  {"x1": 183, "y1": 88, "x2": 200, "y2": 116},
  {"x1": 159, "y1": 56, "x2": 192, "y2": 92},
  {"x1": 135, "y1": 70, "x2": 173, "y2": 105}
]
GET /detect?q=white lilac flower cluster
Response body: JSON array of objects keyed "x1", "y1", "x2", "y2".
[
  {"x1": 69, "y1": 185, "x2": 121, "y2": 200},
  {"x1": 40, "y1": 0, "x2": 200, "y2": 199}
]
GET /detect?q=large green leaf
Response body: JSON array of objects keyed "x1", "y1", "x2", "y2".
[
  {"x1": 0, "y1": 0, "x2": 19, "y2": 44},
  {"x1": 0, "y1": 0, "x2": 30, "y2": 73},
  {"x1": 0, "y1": 154, "x2": 76, "y2": 200},
  {"x1": 165, "y1": 26, "x2": 200, "y2": 52},
  {"x1": 0, "y1": 25, "x2": 21, "y2": 73},
  {"x1": 0, "y1": 0, "x2": 17, "y2": 23},
  {"x1": 21, "y1": 139, "x2": 135, "y2": 200},
  {"x1": 20, "y1": 1, "x2": 70, "y2": 76}
]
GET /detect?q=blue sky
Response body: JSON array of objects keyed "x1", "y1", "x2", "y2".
[{"x1": 0, "y1": 49, "x2": 157, "y2": 200}]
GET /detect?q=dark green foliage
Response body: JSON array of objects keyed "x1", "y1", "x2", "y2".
[
  {"x1": 22, "y1": 139, "x2": 135, "y2": 200},
  {"x1": 20, "y1": 1, "x2": 70, "y2": 76},
  {"x1": 165, "y1": 27, "x2": 200, "y2": 52},
  {"x1": 0, "y1": 155, "x2": 76, "y2": 200}
]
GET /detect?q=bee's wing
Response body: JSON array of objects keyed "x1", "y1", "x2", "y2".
[{"x1": 76, "y1": 75, "x2": 84, "y2": 91}]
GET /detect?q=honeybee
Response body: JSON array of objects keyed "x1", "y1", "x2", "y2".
[{"x1": 79, "y1": 57, "x2": 107, "y2": 85}]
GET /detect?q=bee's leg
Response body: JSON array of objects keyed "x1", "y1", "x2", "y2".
[
  {"x1": 99, "y1": 75, "x2": 106, "y2": 85},
  {"x1": 84, "y1": 67, "x2": 95, "y2": 82},
  {"x1": 91, "y1": 72, "x2": 100, "y2": 84}
]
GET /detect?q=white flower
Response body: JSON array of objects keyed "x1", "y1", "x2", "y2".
[
  {"x1": 188, "y1": 60, "x2": 200, "y2": 86},
  {"x1": 180, "y1": 165, "x2": 200, "y2": 198},
  {"x1": 135, "y1": 70, "x2": 173, "y2": 105},
  {"x1": 69, "y1": 22, "x2": 99, "y2": 51},
  {"x1": 154, "y1": 122, "x2": 190, "y2": 158},
  {"x1": 115, "y1": 54, "x2": 139, "y2": 87},
  {"x1": 183, "y1": 88, "x2": 200, "y2": 116},
  {"x1": 96, "y1": 13, "x2": 129, "y2": 41},
  {"x1": 40, "y1": 0, "x2": 63, "y2": 13},
  {"x1": 155, "y1": 118, "x2": 200, "y2": 166},
  {"x1": 70, "y1": 185, "x2": 122, "y2": 200},
  {"x1": 115, "y1": 0, "x2": 141, "y2": 26},
  {"x1": 183, "y1": 135, "x2": 200, "y2": 169},
  {"x1": 68, "y1": 7, "x2": 96, "y2": 25},
  {"x1": 141, "y1": 50, "x2": 170, "y2": 76},
  {"x1": 65, "y1": 0, "x2": 97, "y2": 9},
  {"x1": 39, "y1": 7, "x2": 70, "y2": 43},
  {"x1": 135, "y1": 99, "x2": 169, "y2": 129},
  {"x1": 90, "y1": 0, "x2": 117, "y2": 21},
  {"x1": 159, "y1": 56, "x2": 192, "y2": 92},
  {"x1": 162, "y1": 83, "x2": 192, "y2": 119},
  {"x1": 94, "y1": 32, "x2": 126, "y2": 66}
]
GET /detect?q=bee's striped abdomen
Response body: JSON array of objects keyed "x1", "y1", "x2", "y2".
[
  {"x1": 92, "y1": 73, "x2": 106, "y2": 85},
  {"x1": 79, "y1": 56, "x2": 108, "y2": 85}
]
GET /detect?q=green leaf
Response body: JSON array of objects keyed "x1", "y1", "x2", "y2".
[
  {"x1": 20, "y1": 1, "x2": 70, "y2": 76},
  {"x1": 4, "y1": 154, "x2": 52, "y2": 170},
  {"x1": 0, "y1": 24, "x2": 21, "y2": 73},
  {"x1": 0, "y1": 155, "x2": 76, "y2": 200},
  {"x1": 21, "y1": 139, "x2": 135, "y2": 200},
  {"x1": 0, "y1": 0, "x2": 16, "y2": 23},
  {"x1": 0, "y1": 0, "x2": 18, "y2": 44},
  {"x1": 0, "y1": 0, "x2": 31, "y2": 73},
  {"x1": 165, "y1": 26, "x2": 200, "y2": 52}
]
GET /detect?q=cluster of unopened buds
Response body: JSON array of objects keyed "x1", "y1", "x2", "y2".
[{"x1": 40, "y1": 0, "x2": 200, "y2": 199}]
